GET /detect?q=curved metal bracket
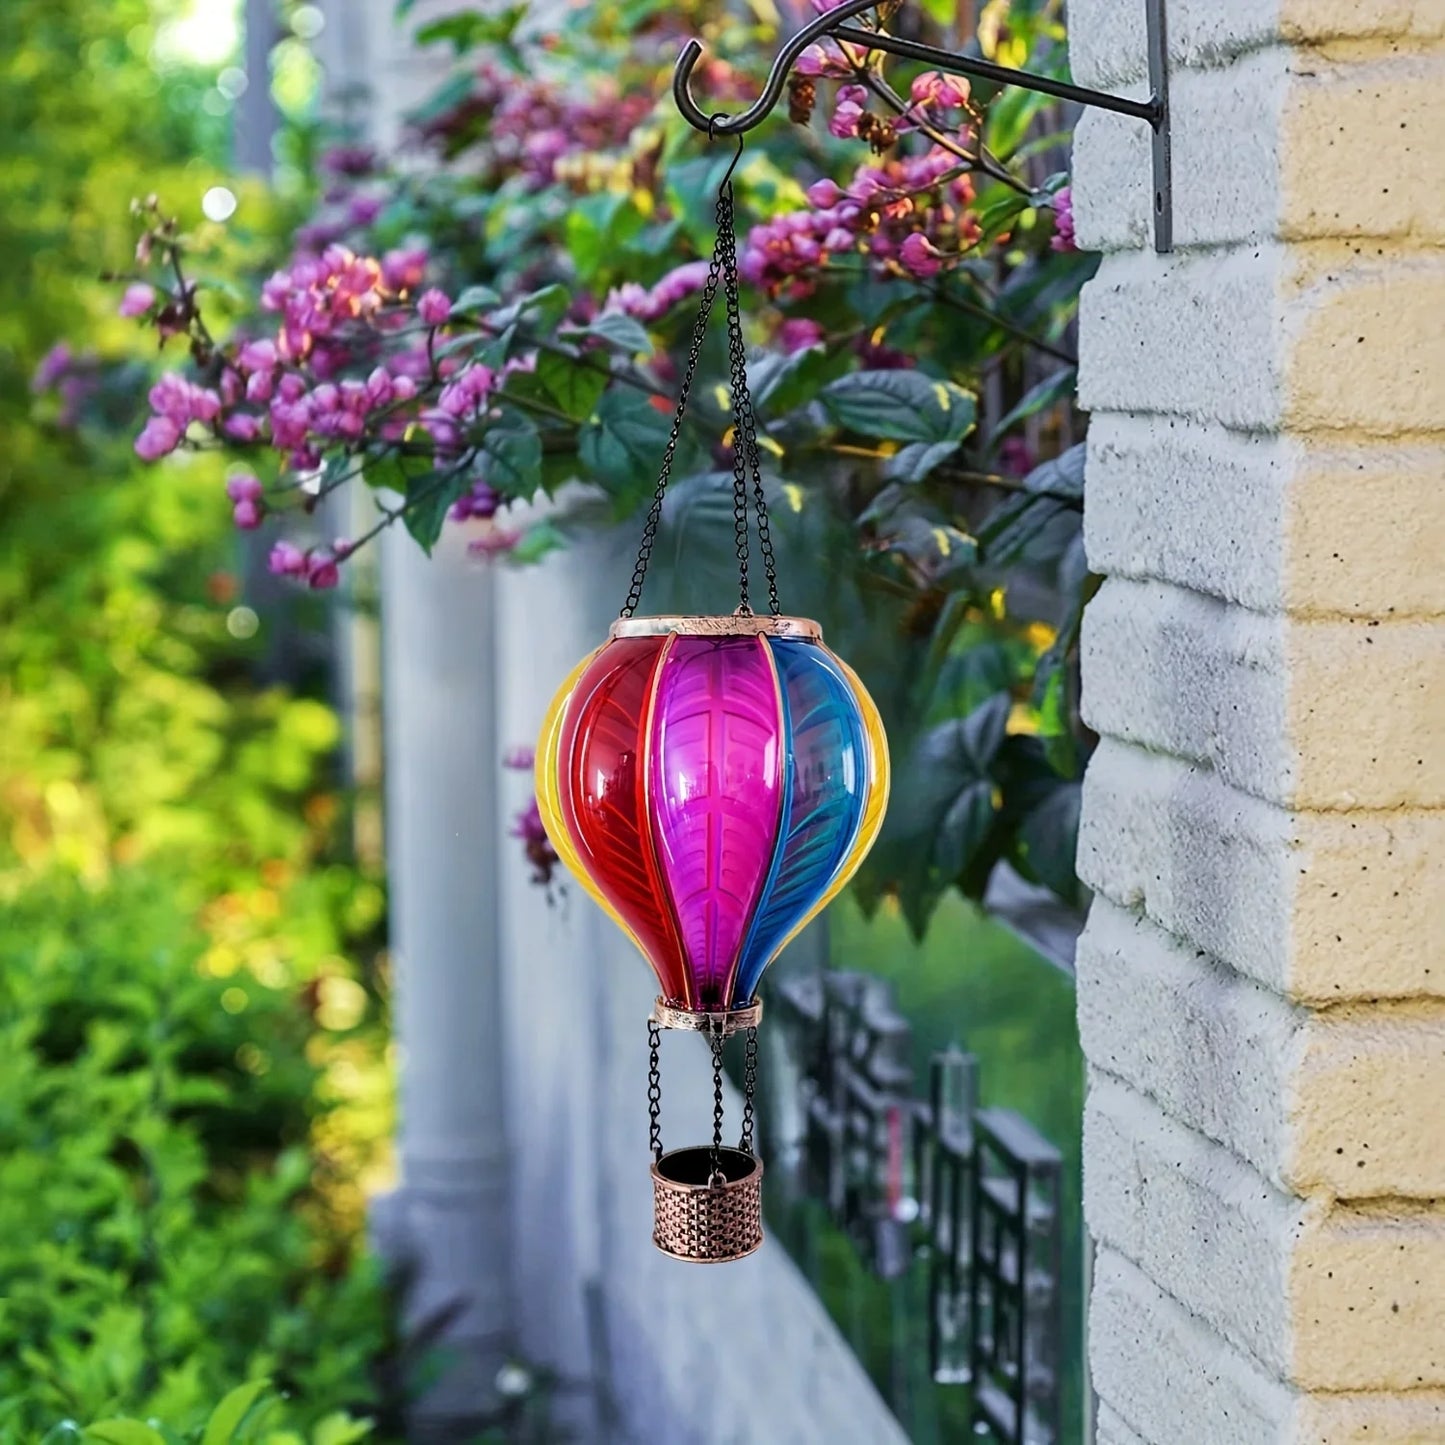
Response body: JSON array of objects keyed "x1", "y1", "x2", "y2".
[{"x1": 672, "y1": 0, "x2": 1172, "y2": 252}]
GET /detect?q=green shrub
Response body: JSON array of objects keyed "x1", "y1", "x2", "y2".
[{"x1": 0, "y1": 872, "x2": 387, "y2": 1440}]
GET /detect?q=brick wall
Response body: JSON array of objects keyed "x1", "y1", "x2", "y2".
[{"x1": 1071, "y1": 1, "x2": 1445, "y2": 1440}]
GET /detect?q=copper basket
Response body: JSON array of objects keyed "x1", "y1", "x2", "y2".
[{"x1": 651, "y1": 1145, "x2": 764, "y2": 1263}]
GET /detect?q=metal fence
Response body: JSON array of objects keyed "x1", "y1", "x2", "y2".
[{"x1": 762, "y1": 969, "x2": 1063, "y2": 1445}]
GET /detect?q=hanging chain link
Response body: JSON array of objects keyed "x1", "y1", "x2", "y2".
[
  {"x1": 719, "y1": 213, "x2": 781, "y2": 617},
  {"x1": 739, "y1": 1024, "x2": 759, "y2": 1155},
  {"x1": 619, "y1": 138, "x2": 781, "y2": 618},
  {"x1": 647, "y1": 1018, "x2": 663, "y2": 1162},
  {"x1": 708, "y1": 1023, "x2": 726, "y2": 1187}
]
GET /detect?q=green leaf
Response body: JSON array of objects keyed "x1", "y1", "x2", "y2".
[
  {"x1": 987, "y1": 369, "x2": 1076, "y2": 447},
  {"x1": 85, "y1": 1425, "x2": 167, "y2": 1445},
  {"x1": 488, "y1": 284, "x2": 570, "y2": 336},
  {"x1": 1023, "y1": 443, "x2": 1086, "y2": 500},
  {"x1": 415, "y1": 6, "x2": 527, "y2": 54},
  {"x1": 578, "y1": 390, "x2": 672, "y2": 513},
  {"x1": 202, "y1": 1380, "x2": 271, "y2": 1445},
  {"x1": 402, "y1": 469, "x2": 473, "y2": 553},
  {"x1": 312, "y1": 1415, "x2": 373, "y2": 1445},
  {"x1": 1011, "y1": 779, "x2": 1082, "y2": 902},
  {"x1": 750, "y1": 346, "x2": 846, "y2": 418},
  {"x1": 510, "y1": 519, "x2": 567, "y2": 565},
  {"x1": 883, "y1": 441, "x2": 959, "y2": 484},
  {"x1": 451, "y1": 284, "x2": 502, "y2": 315},
  {"x1": 535, "y1": 351, "x2": 606, "y2": 421},
  {"x1": 899, "y1": 693, "x2": 1010, "y2": 882},
  {"x1": 973, "y1": 187, "x2": 1031, "y2": 246},
  {"x1": 564, "y1": 193, "x2": 647, "y2": 285},
  {"x1": 405, "y1": 69, "x2": 476, "y2": 127},
  {"x1": 822, "y1": 370, "x2": 977, "y2": 444},
  {"x1": 480, "y1": 420, "x2": 543, "y2": 498},
  {"x1": 573, "y1": 312, "x2": 654, "y2": 358}
]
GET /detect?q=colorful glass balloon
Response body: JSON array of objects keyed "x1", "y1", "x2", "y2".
[{"x1": 536, "y1": 617, "x2": 889, "y2": 1010}]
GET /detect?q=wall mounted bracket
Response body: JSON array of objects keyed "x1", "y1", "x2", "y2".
[{"x1": 673, "y1": 0, "x2": 1172, "y2": 252}]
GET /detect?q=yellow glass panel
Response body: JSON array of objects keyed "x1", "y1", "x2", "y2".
[{"x1": 534, "y1": 647, "x2": 646, "y2": 954}]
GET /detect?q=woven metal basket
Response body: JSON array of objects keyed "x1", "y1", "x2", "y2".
[{"x1": 651, "y1": 1145, "x2": 763, "y2": 1263}]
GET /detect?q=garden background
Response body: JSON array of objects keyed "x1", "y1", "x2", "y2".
[{"x1": 0, "y1": 0, "x2": 1094, "y2": 1440}]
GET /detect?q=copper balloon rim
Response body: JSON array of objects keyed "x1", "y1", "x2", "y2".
[
  {"x1": 651, "y1": 996, "x2": 762, "y2": 1034},
  {"x1": 610, "y1": 614, "x2": 823, "y2": 641}
]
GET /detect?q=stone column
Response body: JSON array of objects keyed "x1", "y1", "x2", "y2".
[
  {"x1": 376, "y1": 525, "x2": 512, "y2": 1435},
  {"x1": 1069, "y1": 2, "x2": 1445, "y2": 1440}
]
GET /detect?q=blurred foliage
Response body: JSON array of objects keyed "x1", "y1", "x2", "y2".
[
  {"x1": 0, "y1": 876, "x2": 387, "y2": 1440},
  {"x1": 0, "y1": 0, "x2": 393, "y2": 1435},
  {"x1": 98, "y1": 0, "x2": 1091, "y2": 930}
]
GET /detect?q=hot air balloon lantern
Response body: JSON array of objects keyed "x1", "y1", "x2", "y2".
[{"x1": 534, "y1": 145, "x2": 889, "y2": 1263}]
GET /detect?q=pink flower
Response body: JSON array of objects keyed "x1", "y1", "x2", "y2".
[
  {"x1": 417, "y1": 288, "x2": 452, "y2": 326},
  {"x1": 135, "y1": 414, "x2": 181, "y2": 460},
  {"x1": 307, "y1": 553, "x2": 341, "y2": 589},
  {"x1": 828, "y1": 100, "x2": 864, "y2": 139},
  {"x1": 119, "y1": 283, "x2": 156, "y2": 318},
  {"x1": 1051, "y1": 186, "x2": 1077, "y2": 253},
  {"x1": 236, "y1": 339, "x2": 278, "y2": 374},
  {"x1": 450, "y1": 480, "x2": 500, "y2": 522},
  {"x1": 910, "y1": 71, "x2": 970, "y2": 108},
  {"x1": 225, "y1": 473, "x2": 263, "y2": 503},
  {"x1": 806, "y1": 179, "x2": 842, "y2": 208},
  {"x1": 381, "y1": 247, "x2": 428, "y2": 293},
  {"x1": 899, "y1": 233, "x2": 945, "y2": 278},
  {"x1": 268, "y1": 541, "x2": 307, "y2": 577},
  {"x1": 32, "y1": 343, "x2": 73, "y2": 393},
  {"x1": 223, "y1": 413, "x2": 262, "y2": 442},
  {"x1": 467, "y1": 526, "x2": 521, "y2": 558},
  {"x1": 232, "y1": 498, "x2": 263, "y2": 530},
  {"x1": 503, "y1": 745, "x2": 536, "y2": 771},
  {"x1": 779, "y1": 318, "x2": 826, "y2": 354}
]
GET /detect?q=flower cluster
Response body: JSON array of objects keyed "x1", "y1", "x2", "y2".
[
  {"x1": 419, "y1": 63, "x2": 651, "y2": 191},
  {"x1": 742, "y1": 146, "x2": 978, "y2": 292},
  {"x1": 604, "y1": 261, "x2": 711, "y2": 323}
]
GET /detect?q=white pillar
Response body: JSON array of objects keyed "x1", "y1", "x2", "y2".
[
  {"x1": 376, "y1": 525, "x2": 512, "y2": 1431},
  {"x1": 1071, "y1": 1, "x2": 1445, "y2": 1439}
]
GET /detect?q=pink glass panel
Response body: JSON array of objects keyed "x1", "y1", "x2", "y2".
[{"x1": 646, "y1": 635, "x2": 785, "y2": 1009}]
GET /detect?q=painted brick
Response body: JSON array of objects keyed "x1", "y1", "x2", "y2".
[
  {"x1": 1284, "y1": 253, "x2": 1445, "y2": 436},
  {"x1": 1093, "y1": 1247, "x2": 1445, "y2": 1444},
  {"x1": 1084, "y1": 414, "x2": 1445, "y2": 619},
  {"x1": 1077, "y1": 899, "x2": 1298, "y2": 1186},
  {"x1": 1081, "y1": 577, "x2": 1445, "y2": 808},
  {"x1": 1074, "y1": 50, "x2": 1289, "y2": 253},
  {"x1": 1095, "y1": 1403, "x2": 1149, "y2": 1445},
  {"x1": 1074, "y1": 50, "x2": 1445, "y2": 253},
  {"x1": 1085, "y1": 1074, "x2": 1298, "y2": 1374},
  {"x1": 1086, "y1": 1077, "x2": 1445, "y2": 1389},
  {"x1": 1077, "y1": 248, "x2": 1285, "y2": 427},
  {"x1": 1077, "y1": 737, "x2": 1445, "y2": 1001},
  {"x1": 1078, "y1": 899, "x2": 1445, "y2": 1198},
  {"x1": 1079, "y1": 246, "x2": 1445, "y2": 435},
  {"x1": 1091, "y1": 1246, "x2": 1295, "y2": 1445},
  {"x1": 1068, "y1": 0, "x2": 1445, "y2": 90}
]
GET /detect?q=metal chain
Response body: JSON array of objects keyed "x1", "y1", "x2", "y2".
[
  {"x1": 619, "y1": 182, "x2": 730, "y2": 619},
  {"x1": 717, "y1": 179, "x2": 754, "y2": 615},
  {"x1": 719, "y1": 207, "x2": 782, "y2": 617},
  {"x1": 619, "y1": 137, "x2": 782, "y2": 618},
  {"x1": 708, "y1": 1024, "x2": 726, "y2": 1186},
  {"x1": 739, "y1": 1024, "x2": 759, "y2": 1155},
  {"x1": 647, "y1": 1018, "x2": 663, "y2": 1162}
]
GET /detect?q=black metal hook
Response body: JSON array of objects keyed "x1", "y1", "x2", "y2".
[{"x1": 672, "y1": 0, "x2": 1174, "y2": 251}]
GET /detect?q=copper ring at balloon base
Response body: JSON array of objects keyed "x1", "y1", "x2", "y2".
[
  {"x1": 610, "y1": 613, "x2": 823, "y2": 641},
  {"x1": 651, "y1": 996, "x2": 762, "y2": 1035},
  {"x1": 652, "y1": 1146, "x2": 764, "y2": 1263}
]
